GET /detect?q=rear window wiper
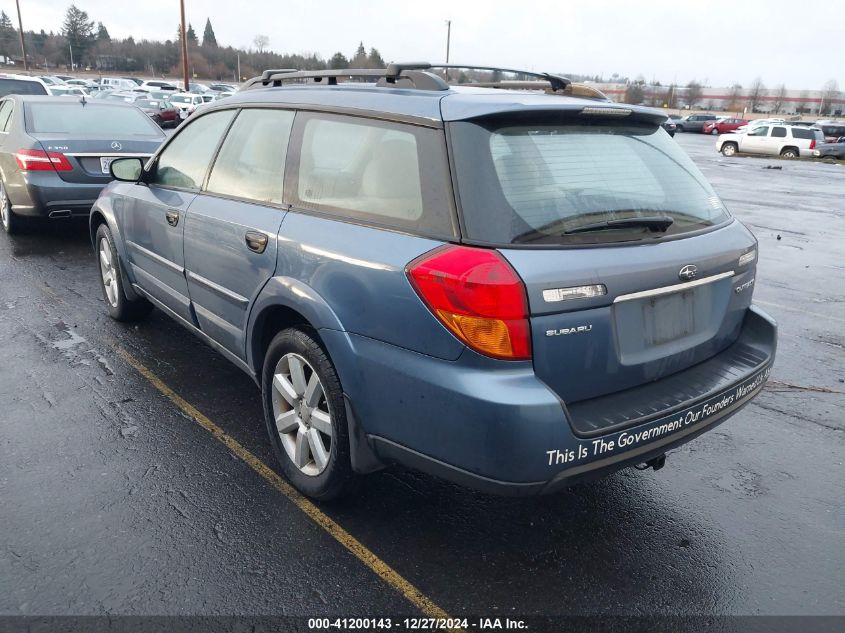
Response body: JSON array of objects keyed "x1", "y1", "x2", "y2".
[{"x1": 563, "y1": 215, "x2": 674, "y2": 235}]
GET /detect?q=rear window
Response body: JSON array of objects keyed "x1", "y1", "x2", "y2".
[
  {"x1": 820, "y1": 125, "x2": 845, "y2": 137},
  {"x1": 0, "y1": 78, "x2": 48, "y2": 97},
  {"x1": 25, "y1": 103, "x2": 162, "y2": 136},
  {"x1": 451, "y1": 119, "x2": 731, "y2": 245}
]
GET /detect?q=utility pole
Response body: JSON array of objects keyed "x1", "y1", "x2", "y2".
[
  {"x1": 445, "y1": 20, "x2": 451, "y2": 63},
  {"x1": 69, "y1": 44, "x2": 74, "y2": 71},
  {"x1": 15, "y1": 0, "x2": 28, "y2": 71},
  {"x1": 180, "y1": 0, "x2": 190, "y2": 91},
  {"x1": 237, "y1": 53, "x2": 241, "y2": 83}
]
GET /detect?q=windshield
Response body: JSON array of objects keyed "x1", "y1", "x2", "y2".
[
  {"x1": 450, "y1": 119, "x2": 731, "y2": 245},
  {"x1": 25, "y1": 103, "x2": 163, "y2": 136}
]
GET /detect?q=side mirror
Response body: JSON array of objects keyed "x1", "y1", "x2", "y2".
[{"x1": 110, "y1": 157, "x2": 144, "y2": 182}]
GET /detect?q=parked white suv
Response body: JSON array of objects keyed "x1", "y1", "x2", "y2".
[
  {"x1": 717, "y1": 124, "x2": 824, "y2": 158},
  {"x1": 99, "y1": 77, "x2": 138, "y2": 91}
]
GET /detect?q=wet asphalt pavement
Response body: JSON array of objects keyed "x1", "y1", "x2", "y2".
[{"x1": 0, "y1": 133, "x2": 843, "y2": 623}]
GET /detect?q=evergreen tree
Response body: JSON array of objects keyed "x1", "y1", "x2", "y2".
[
  {"x1": 367, "y1": 48, "x2": 384, "y2": 68},
  {"x1": 329, "y1": 52, "x2": 349, "y2": 69},
  {"x1": 62, "y1": 4, "x2": 95, "y2": 62},
  {"x1": 350, "y1": 42, "x2": 367, "y2": 67},
  {"x1": 202, "y1": 18, "x2": 217, "y2": 47},
  {"x1": 186, "y1": 23, "x2": 197, "y2": 45},
  {"x1": 96, "y1": 21, "x2": 110, "y2": 42},
  {"x1": 0, "y1": 11, "x2": 15, "y2": 58}
]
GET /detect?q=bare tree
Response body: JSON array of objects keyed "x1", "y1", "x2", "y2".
[
  {"x1": 820, "y1": 79, "x2": 840, "y2": 116},
  {"x1": 772, "y1": 84, "x2": 787, "y2": 114},
  {"x1": 253, "y1": 34, "x2": 269, "y2": 54},
  {"x1": 685, "y1": 81, "x2": 703, "y2": 109},
  {"x1": 747, "y1": 77, "x2": 765, "y2": 113},
  {"x1": 727, "y1": 83, "x2": 743, "y2": 111},
  {"x1": 663, "y1": 83, "x2": 679, "y2": 108}
]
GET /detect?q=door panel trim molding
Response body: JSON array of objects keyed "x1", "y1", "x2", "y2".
[
  {"x1": 186, "y1": 270, "x2": 249, "y2": 307},
  {"x1": 126, "y1": 240, "x2": 185, "y2": 275}
]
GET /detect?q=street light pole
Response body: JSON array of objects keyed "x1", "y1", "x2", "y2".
[
  {"x1": 445, "y1": 20, "x2": 451, "y2": 63},
  {"x1": 180, "y1": 0, "x2": 190, "y2": 91},
  {"x1": 15, "y1": 0, "x2": 28, "y2": 71}
]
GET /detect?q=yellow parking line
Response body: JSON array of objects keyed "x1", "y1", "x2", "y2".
[{"x1": 116, "y1": 347, "x2": 462, "y2": 629}]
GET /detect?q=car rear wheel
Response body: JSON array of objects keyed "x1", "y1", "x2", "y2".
[
  {"x1": 95, "y1": 223, "x2": 153, "y2": 321},
  {"x1": 721, "y1": 142, "x2": 738, "y2": 157},
  {"x1": 780, "y1": 148, "x2": 799, "y2": 159},
  {"x1": 0, "y1": 179, "x2": 23, "y2": 235},
  {"x1": 676, "y1": 125, "x2": 684, "y2": 132},
  {"x1": 262, "y1": 327, "x2": 356, "y2": 500}
]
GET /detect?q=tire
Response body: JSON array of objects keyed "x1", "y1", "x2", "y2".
[
  {"x1": 95, "y1": 223, "x2": 153, "y2": 321},
  {"x1": 721, "y1": 142, "x2": 738, "y2": 157},
  {"x1": 710, "y1": 128, "x2": 720, "y2": 135},
  {"x1": 676, "y1": 125, "x2": 684, "y2": 133},
  {"x1": 261, "y1": 327, "x2": 356, "y2": 500},
  {"x1": 0, "y1": 178, "x2": 23, "y2": 235},
  {"x1": 822, "y1": 156, "x2": 838, "y2": 164},
  {"x1": 780, "y1": 147, "x2": 798, "y2": 159}
]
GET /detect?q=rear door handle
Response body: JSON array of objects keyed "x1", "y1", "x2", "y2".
[
  {"x1": 165, "y1": 209, "x2": 179, "y2": 227},
  {"x1": 245, "y1": 230, "x2": 268, "y2": 254}
]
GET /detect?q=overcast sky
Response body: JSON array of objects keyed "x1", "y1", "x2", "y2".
[{"x1": 18, "y1": 0, "x2": 843, "y2": 89}]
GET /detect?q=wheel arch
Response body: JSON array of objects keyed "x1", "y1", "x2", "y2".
[{"x1": 246, "y1": 276, "x2": 346, "y2": 379}]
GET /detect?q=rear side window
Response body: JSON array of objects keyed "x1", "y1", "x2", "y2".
[
  {"x1": 0, "y1": 79, "x2": 48, "y2": 97},
  {"x1": 152, "y1": 110, "x2": 235, "y2": 191},
  {"x1": 206, "y1": 108, "x2": 294, "y2": 205},
  {"x1": 791, "y1": 128, "x2": 815, "y2": 140},
  {"x1": 772, "y1": 127, "x2": 787, "y2": 138},
  {"x1": 450, "y1": 119, "x2": 731, "y2": 245},
  {"x1": 291, "y1": 114, "x2": 455, "y2": 238}
]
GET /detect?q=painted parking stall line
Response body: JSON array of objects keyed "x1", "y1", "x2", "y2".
[{"x1": 116, "y1": 347, "x2": 464, "y2": 632}]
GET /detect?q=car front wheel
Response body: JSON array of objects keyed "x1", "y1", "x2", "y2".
[
  {"x1": 710, "y1": 128, "x2": 719, "y2": 135},
  {"x1": 262, "y1": 328, "x2": 356, "y2": 500},
  {"x1": 721, "y1": 142, "x2": 738, "y2": 157}
]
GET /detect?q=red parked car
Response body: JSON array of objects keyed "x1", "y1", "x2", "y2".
[
  {"x1": 133, "y1": 98, "x2": 179, "y2": 128},
  {"x1": 703, "y1": 118, "x2": 748, "y2": 135}
]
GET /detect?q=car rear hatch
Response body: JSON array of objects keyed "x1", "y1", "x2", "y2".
[
  {"x1": 23, "y1": 101, "x2": 164, "y2": 184},
  {"x1": 447, "y1": 105, "x2": 760, "y2": 434}
]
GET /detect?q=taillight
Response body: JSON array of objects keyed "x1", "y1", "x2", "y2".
[
  {"x1": 407, "y1": 245, "x2": 531, "y2": 360},
  {"x1": 15, "y1": 149, "x2": 72, "y2": 172},
  {"x1": 809, "y1": 139, "x2": 816, "y2": 150}
]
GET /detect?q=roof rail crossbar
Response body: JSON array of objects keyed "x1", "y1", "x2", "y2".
[
  {"x1": 244, "y1": 63, "x2": 571, "y2": 93},
  {"x1": 428, "y1": 64, "x2": 572, "y2": 91}
]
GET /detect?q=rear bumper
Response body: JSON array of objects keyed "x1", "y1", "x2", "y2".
[
  {"x1": 324, "y1": 305, "x2": 777, "y2": 496},
  {"x1": 9, "y1": 172, "x2": 105, "y2": 217}
]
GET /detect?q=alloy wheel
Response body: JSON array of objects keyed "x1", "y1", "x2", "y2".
[
  {"x1": 99, "y1": 238, "x2": 119, "y2": 307},
  {"x1": 271, "y1": 353, "x2": 333, "y2": 476}
]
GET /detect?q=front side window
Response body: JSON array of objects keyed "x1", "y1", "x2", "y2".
[
  {"x1": 151, "y1": 110, "x2": 235, "y2": 190},
  {"x1": 748, "y1": 126, "x2": 769, "y2": 137},
  {"x1": 450, "y1": 119, "x2": 731, "y2": 245},
  {"x1": 292, "y1": 114, "x2": 455, "y2": 237},
  {"x1": 206, "y1": 108, "x2": 294, "y2": 205}
]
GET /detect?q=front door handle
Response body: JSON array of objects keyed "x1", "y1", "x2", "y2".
[
  {"x1": 165, "y1": 209, "x2": 179, "y2": 227},
  {"x1": 245, "y1": 230, "x2": 268, "y2": 254}
]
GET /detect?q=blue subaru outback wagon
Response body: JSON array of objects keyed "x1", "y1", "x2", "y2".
[{"x1": 91, "y1": 64, "x2": 777, "y2": 499}]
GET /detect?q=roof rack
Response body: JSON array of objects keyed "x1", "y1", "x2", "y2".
[{"x1": 243, "y1": 62, "x2": 573, "y2": 93}]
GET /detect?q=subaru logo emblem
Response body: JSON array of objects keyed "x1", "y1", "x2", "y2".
[
  {"x1": 679, "y1": 265, "x2": 698, "y2": 281},
  {"x1": 110, "y1": 141, "x2": 122, "y2": 151}
]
